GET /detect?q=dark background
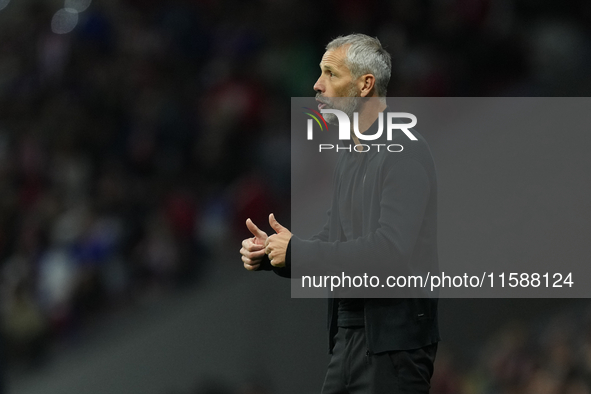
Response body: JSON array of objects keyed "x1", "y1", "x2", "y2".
[{"x1": 0, "y1": 0, "x2": 590, "y2": 393}]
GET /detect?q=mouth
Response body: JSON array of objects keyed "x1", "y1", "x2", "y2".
[{"x1": 316, "y1": 99, "x2": 328, "y2": 111}]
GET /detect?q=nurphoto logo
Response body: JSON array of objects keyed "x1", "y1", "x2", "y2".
[{"x1": 304, "y1": 108, "x2": 418, "y2": 153}]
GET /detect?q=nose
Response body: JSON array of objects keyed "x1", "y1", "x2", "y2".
[{"x1": 313, "y1": 76, "x2": 324, "y2": 94}]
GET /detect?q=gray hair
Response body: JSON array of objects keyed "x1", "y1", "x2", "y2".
[{"x1": 326, "y1": 34, "x2": 392, "y2": 97}]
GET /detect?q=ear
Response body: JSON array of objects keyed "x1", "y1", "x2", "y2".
[{"x1": 358, "y1": 74, "x2": 376, "y2": 97}]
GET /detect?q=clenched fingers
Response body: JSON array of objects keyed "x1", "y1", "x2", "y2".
[
  {"x1": 242, "y1": 255, "x2": 261, "y2": 271},
  {"x1": 240, "y1": 246, "x2": 266, "y2": 260},
  {"x1": 242, "y1": 238, "x2": 265, "y2": 252}
]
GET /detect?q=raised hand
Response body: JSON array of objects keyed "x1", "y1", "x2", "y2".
[
  {"x1": 240, "y1": 218, "x2": 268, "y2": 271},
  {"x1": 265, "y1": 213, "x2": 292, "y2": 267}
]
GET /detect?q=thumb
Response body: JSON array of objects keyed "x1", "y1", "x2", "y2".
[
  {"x1": 246, "y1": 218, "x2": 266, "y2": 241},
  {"x1": 269, "y1": 213, "x2": 286, "y2": 233}
]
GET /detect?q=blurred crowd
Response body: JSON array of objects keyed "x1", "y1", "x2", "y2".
[
  {"x1": 432, "y1": 303, "x2": 591, "y2": 394},
  {"x1": 0, "y1": 0, "x2": 590, "y2": 392},
  {"x1": 0, "y1": 0, "x2": 292, "y2": 367}
]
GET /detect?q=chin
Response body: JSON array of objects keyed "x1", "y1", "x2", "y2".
[{"x1": 323, "y1": 112, "x2": 339, "y2": 126}]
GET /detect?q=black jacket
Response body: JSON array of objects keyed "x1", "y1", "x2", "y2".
[{"x1": 260, "y1": 114, "x2": 440, "y2": 354}]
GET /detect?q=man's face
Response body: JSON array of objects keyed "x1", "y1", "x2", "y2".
[{"x1": 314, "y1": 46, "x2": 360, "y2": 125}]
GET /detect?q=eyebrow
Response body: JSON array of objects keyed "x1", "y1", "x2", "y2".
[{"x1": 320, "y1": 63, "x2": 335, "y2": 71}]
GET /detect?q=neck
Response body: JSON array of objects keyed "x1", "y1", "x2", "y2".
[{"x1": 351, "y1": 97, "x2": 387, "y2": 145}]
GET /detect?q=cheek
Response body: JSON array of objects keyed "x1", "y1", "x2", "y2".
[
  {"x1": 335, "y1": 83, "x2": 351, "y2": 96},
  {"x1": 325, "y1": 78, "x2": 350, "y2": 97},
  {"x1": 323, "y1": 79, "x2": 334, "y2": 93}
]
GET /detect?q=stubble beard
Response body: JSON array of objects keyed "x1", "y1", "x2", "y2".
[{"x1": 319, "y1": 84, "x2": 360, "y2": 126}]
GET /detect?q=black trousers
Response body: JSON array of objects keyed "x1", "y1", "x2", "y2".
[{"x1": 321, "y1": 327, "x2": 437, "y2": 394}]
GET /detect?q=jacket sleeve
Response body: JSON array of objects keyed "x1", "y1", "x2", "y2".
[{"x1": 289, "y1": 158, "x2": 431, "y2": 277}]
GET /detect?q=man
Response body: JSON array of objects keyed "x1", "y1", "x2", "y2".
[{"x1": 240, "y1": 34, "x2": 440, "y2": 393}]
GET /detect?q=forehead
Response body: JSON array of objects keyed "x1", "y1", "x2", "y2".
[{"x1": 320, "y1": 46, "x2": 349, "y2": 71}]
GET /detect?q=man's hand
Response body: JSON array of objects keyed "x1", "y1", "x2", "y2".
[
  {"x1": 240, "y1": 218, "x2": 268, "y2": 271},
  {"x1": 265, "y1": 213, "x2": 292, "y2": 268}
]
